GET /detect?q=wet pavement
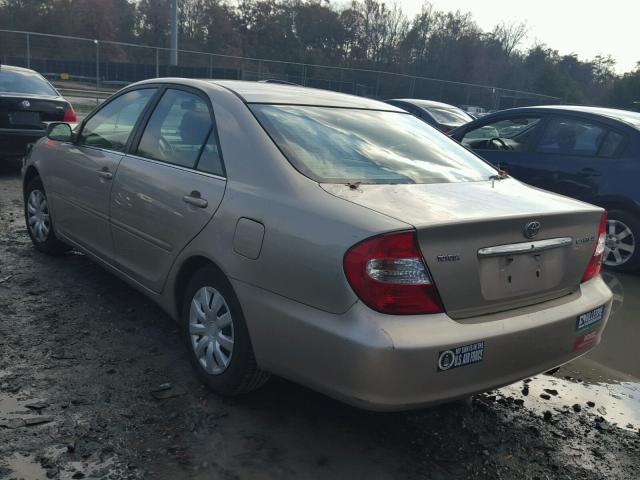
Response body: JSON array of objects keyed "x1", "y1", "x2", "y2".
[
  {"x1": 1, "y1": 165, "x2": 639, "y2": 479},
  {"x1": 497, "y1": 270, "x2": 640, "y2": 431}
]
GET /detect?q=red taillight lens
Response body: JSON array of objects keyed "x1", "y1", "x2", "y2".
[
  {"x1": 582, "y1": 212, "x2": 608, "y2": 282},
  {"x1": 63, "y1": 105, "x2": 77, "y2": 122},
  {"x1": 343, "y1": 231, "x2": 443, "y2": 315}
]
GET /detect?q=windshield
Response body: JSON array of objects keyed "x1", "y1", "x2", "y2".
[
  {"x1": 251, "y1": 105, "x2": 496, "y2": 184},
  {"x1": 424, "y1": 107, "x2": 473, "y2": 125},
  {"x1": 0, "y1": 69, "x2": 58, "y2": 96}
]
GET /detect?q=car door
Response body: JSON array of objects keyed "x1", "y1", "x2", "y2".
[
  {"x1": 46, "y1": 87, "x2": 157, "y2": 260},
  {"x1": 456, "y1": 115, "x2": 546, "y2": 180},
  {"x1": 109, "y1": 86, "x2": 226, "y2": 293},
  {"x1": 531, "y1": 115, "x2": 624, "y2": 203}
]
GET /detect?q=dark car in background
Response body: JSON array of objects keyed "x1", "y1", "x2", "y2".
[
  {"x1": 385, "y1": 98, "x2": 474, "y2": 132},
  {"x1": 0, "y1": 64, "x2": 77, "y2": 160},
  {"x1": 450, "y1": 105, "x2": 640, "y2": 271}
]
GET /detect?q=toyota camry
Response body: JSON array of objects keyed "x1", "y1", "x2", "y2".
[{"x1": 21, "y1": 79, "x2": 612, "y2": 410}]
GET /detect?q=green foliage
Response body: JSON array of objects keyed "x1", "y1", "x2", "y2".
[{"x1": 0, "y1": 0, "x2": 637, "y2": 108}]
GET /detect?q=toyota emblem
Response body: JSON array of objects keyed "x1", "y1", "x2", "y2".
[
  {"x1": 523, "y1": 221, "x2": 541, "y2": 239},
  {"x1": 20, "y1": 100, "x2": 31, "y2": 109}
]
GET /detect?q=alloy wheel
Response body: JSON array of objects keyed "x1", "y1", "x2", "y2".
[
  {"x1": 604, "y1": 218, "x2": 635, "y2": 267},
  {"x1": 27, "y1": 189, "x2": 50, "y2": 243},
  {"x1": 189, "y1": 286, "x2": 234, "y2": 375}
]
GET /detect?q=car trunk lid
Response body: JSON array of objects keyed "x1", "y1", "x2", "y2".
[
  {"x1": 0, "y1": 94, "x2": 67, "y2": 130},
  {"x1": 322, "y1": 179, "x2": 604, "y2": 319}
]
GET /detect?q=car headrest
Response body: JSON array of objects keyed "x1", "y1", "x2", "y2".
[{"x1": 179, "y1": 110, "x2": 210, "y2": 146}]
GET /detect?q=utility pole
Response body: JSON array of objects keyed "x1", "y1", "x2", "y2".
[{"x1": 170, "y1": 0, "x2": 178, "y2": 66}]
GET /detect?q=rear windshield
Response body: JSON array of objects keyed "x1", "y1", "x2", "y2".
[
  {"x1": 424, "y1": 107, "x2": 472, "y2": 126},
  {"x1": 250, "y1": 105, "x2": 496, "y2": 184},
  {"x1": 0, "y1": 69, "x2": 58, "y2": 96}
]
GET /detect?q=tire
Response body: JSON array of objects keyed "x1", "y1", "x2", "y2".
[
  {"x1": 24, "y1": 176, "x2": 70, "y2": 255},
  {"x1": 604, "y1": 209, "x2": 640, "y2": 272},
  {"x1": 182, "y1": 265, "x2": 270, "y2": 396}
]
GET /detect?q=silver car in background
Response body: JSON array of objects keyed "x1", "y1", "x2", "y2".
[{"x1": 22, "y1": 79, "x2": 612, "y2": 410}]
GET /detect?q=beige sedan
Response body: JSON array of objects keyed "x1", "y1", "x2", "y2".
[{"x1": 22, "y1": 79, "x2": 612, "y2": 410}]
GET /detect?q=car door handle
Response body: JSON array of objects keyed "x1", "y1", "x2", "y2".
[
  {"x1": 579, "y1": 168, "x2": 601, "y2": 177},
  {"x1": 97, "y1": 169, "x2": 113, "y2": 180},
  {"x1": 183, "y1": 191, "x2": 208, "y2": 208}
]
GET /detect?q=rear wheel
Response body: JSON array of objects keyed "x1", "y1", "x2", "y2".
[
  {"x1": 24, "y1": 177, "x2": 70, "y2": 255},
  {"x1": 604, "y1": 209, "x2": 640, "y2": 272},
  {"x1": 182, "y1": 265, "x2": 270, "y2": 396}
]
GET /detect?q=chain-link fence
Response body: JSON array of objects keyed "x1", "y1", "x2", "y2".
[{"x1": 1, "y1": 29, "x2": 562, "y2": 111}]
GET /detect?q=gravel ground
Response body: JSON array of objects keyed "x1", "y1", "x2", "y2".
[{"x1": 0, "y1": 163, "x2": 639, "y2": 480}]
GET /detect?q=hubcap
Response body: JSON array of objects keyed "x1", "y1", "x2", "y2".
[
  {"x1": 189, "y1": 286, "x2": 234, "y2": 375},
  {"x1": 604, "y1": 219, "x2": 635, "y2": 267},
  {"x1": 27, "y1": 189, "x2": 50, "y2": 243}
]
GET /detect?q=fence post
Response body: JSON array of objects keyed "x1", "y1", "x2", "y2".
[
  {"x1": 209, "y1": 54, "x2": 213, "y2": 78},
  {"x1": 155, "y1": 47, "x2": 160, "y2": 78},
  {"x1": 95, "y1": 39, "x2": 100, "y2": 90},
  {"x1": 26, "y1": 33, "x2": 30, "y2": 69}
]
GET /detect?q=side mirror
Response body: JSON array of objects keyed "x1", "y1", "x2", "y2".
[{"x1": 46, "y1": 122, "x2": 73, "y2": 142}]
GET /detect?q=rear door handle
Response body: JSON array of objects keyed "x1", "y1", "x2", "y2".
[
  {"x1": 183, "y1": 191, "x2": 208, "y2": 208},
  {"x1": 579, "y1": 168, "x2": 601, "y2": 177},
  {"x1": 97, "y1": 169, "x2": 113, "y2": 180}
]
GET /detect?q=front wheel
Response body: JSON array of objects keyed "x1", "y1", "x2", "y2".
[
  {"x1": 182, "y1": 265, "x2": 270, "y2": 396},
  {"x1": 24, "y1": 177, "x2": 70, "y2": 255},
  {"x1": 603, "y1": 209, "x2": 640, "y2": 272}
]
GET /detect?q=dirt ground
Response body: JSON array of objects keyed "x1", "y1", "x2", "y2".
[{"x1": 0, "y1": 163, "x2": 638, "y2": 480}]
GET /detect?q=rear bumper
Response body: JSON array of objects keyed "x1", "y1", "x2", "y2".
[
  {"x1": 0, "y1": 129, "x2": 45, "y2": 156},
  {"x1": 234, "y1": 276, "x2": 612, "y2": 411}
]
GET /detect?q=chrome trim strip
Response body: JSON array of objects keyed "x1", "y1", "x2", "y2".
[
  {"x1": 124, "y1": 153, "x2": 227, "y2": 181},
  {"x1": 478, "y1": 237, "x2": 573, "y2": 257}
]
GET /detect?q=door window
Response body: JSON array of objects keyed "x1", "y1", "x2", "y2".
[
  {"x1": 136, "y1": 89, "x2": 212, "y2": 168},
  {"x1": 536, "y1": 117, "x2": 607, "y2": 156},
  {"x1": 598, "y1": 130, "x2": 625, "y2": 157},
  {"x1": 79, "y1": 89, "x2": 156, "y2": 151},
  {"x1": 461, "y1": 117, "x2": 542, "y2": 152},
  {"x1": 196, "y1": 131, "x2": 225, "y2": 176}
]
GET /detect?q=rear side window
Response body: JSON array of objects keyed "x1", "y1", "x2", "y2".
[
  {"x1": 462, "y1": 117, "x2": 542, "y2": 152},
  {"x1": 537, "y1": 117, "x2": 606, "y2": 156},
  {"x1": 598, "y1": 130, "x2": 625, "y2": 157},
  {"x1": 196, "y1": 131, "x2": 224, "y2": 176},
  {"x1": 80, "y1": 89, "x2": 156, "y2": 151},
  {"x1": 137, "y1": 89, "x2": 212, "y2": 168},
  {"x1": 250, "y1": 104, "x2": 496, "y2": 184}
]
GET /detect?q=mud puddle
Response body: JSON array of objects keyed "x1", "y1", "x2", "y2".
[{"x1": 498, "y1": 270, "x2": 640, "y2": 430}]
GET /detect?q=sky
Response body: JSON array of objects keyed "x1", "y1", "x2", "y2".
[{"x1": 397, "y1": 0, "x2": 639, "y2": 73}]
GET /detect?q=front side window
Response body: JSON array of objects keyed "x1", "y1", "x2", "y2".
[
  {"x1": 137, "y1": 89, "x2": 212, "y2": 168},
  {"x1": 537, "y1": 117, "x2": 607, "y2": 156},
  {"x1": 462, "y1": 117, "x2": 542, "y2": 152},
  {"x1": 80, "y1": 89, "x2": 156, "y2": 151},
  {"x1": 251, "y1": 105, "x2": 496, "y2": 184}
]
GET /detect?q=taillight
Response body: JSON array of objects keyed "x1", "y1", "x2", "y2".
[
  {"x1": 582, "y1": 212, "x2": 607, "y2": 282},
  {"x1": 63, "y1": 105, "x2": 77, "y2": 122},
  {"x1": 343, "y1": 231, "x2": 443, "y2": 315}
]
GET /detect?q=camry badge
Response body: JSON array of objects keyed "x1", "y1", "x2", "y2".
[
  {"x1": 20, "y1": 100, "x2": 31, "y2": 108},
  {"x1": 523, "y1": 221, "x2": 541, "y2": 239}
]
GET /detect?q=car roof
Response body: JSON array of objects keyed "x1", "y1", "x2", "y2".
[
  {"x1": 495, "y1": 105, "x2": 640, "y2": 129},
  {"x1": 0, "y1": 63, "x2": 39, "y2": 74},
  {"x1": 388, "y1": 98, "x2": 461, "y2": 110},
  {"x1": 206, "y1": 80, "x2": 404, "y2": 111}
]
